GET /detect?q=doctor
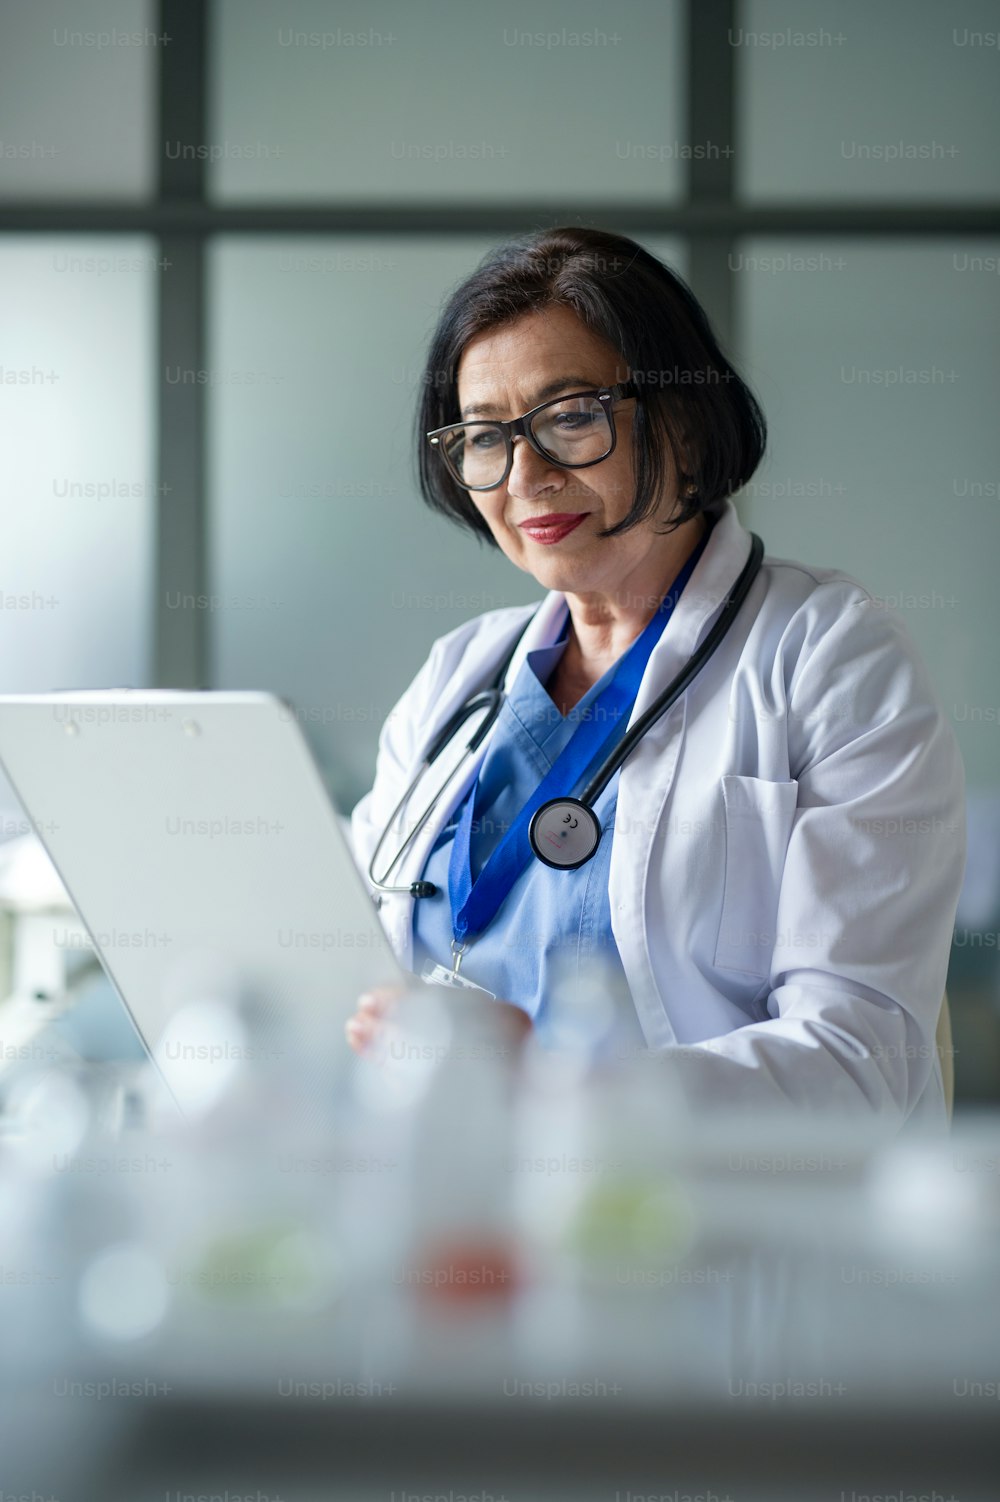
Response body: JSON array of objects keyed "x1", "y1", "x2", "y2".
[{"x1": 348, "y1": 226, "x2": 966, "y2": 1129}]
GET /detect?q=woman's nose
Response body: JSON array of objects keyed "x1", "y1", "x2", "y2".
[{"x1": 507, "y1": 434, "x2": 563, "y2": 496}]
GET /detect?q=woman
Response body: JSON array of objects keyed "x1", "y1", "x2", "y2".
[{"x1": 347, "y1": 226, "x2": 965, "y2": 1129}]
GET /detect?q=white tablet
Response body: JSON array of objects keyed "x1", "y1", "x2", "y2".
[{"x1": 0, "y1": 690, "x2": 406, "y2": 1112}]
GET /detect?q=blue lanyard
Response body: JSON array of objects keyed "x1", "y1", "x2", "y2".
[{"x1": 446, "y1": 530, "x2": 710, "y2": 944}]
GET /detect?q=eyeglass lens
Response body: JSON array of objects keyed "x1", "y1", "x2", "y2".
[{"x1": 441, "y1": 394, "x2": 613, "y2": 487}]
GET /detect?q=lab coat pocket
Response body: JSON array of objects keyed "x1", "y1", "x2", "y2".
[{"x1": 714, "y1": 775, "x2": 799, "y2": 980}]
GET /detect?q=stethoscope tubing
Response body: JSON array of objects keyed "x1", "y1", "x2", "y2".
[
  {"x1": 577, "y1": 531, "x2": 764, "y2": 805},
  {"x1": 367, "y1": 532, "x2": 764, "y2": 893}
]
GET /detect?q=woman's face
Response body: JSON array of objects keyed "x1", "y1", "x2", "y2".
[{"x1": 455, "y1": 303, "x2": 688, "y2": 599}]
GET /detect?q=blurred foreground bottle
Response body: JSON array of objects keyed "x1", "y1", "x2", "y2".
[
  {"x1": 392, "y1": 988, "x2": 529, "y2": 1309},
  {"x1": 512, "y1": 951, "x2": 692, "y2": 1289}
]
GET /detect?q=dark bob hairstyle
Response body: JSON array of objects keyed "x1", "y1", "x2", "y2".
[{"x1": 415, "y1": 225, "x2": 766, "y2": 542}]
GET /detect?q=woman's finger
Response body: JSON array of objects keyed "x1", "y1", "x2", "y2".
[
  {"x1": 345, "y1": 1012, "x2": 384, "y2": 1054},
  {"x1": 356, "y1": 983, "x2": 405, "y2": 1018}
]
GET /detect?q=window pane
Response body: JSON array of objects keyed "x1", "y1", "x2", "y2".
[
  {"x1": 0, "y1": 234, "x2": 156, "y2": 807},
  {"x1": 208, "y1": 234, "x2": 685, "y2": 807},
  {"x1": 210, "y1": 0, "x2": 685, "y2": 204},
  {"x1": 736, "y1": 237, "x2": 1000, "y2": 792},
  {"x1": 736, "y1": 0, "x2": 1000, "y2": 201},
  {"x1": 0, "y1": 0, "x2": 156, "y2": 200}
]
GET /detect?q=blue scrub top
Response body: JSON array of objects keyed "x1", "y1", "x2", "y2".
[{"x1": 411, "y1": 602, "x2": 633, "y2": 1028}]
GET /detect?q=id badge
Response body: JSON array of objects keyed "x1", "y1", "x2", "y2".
[{"x1": 419, "y1": 960, "x2": 496, "y2": 1000}]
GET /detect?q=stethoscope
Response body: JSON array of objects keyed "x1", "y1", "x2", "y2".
[{"x1": 368, "y1": 532, "x2": 764, "y2": 896}]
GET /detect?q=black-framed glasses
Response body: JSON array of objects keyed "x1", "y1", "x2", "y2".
[{"x1": 426, "y1": 382, "x2": 637, "y2": 492}]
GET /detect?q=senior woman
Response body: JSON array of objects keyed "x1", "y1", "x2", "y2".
[{"x1": 347, "y1": 226, "x2": 965, "y2": 1130}]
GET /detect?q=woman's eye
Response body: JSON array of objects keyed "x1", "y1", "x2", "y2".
[
  {"x1": 553, "y1": 411, "x2": 596, "y2": 431},
  {"x1": 470, "y1": 429, "x2": 502, "y2": 449}
]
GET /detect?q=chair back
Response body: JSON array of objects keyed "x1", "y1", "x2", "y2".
[{"x1": 936, "y1": 991, "x2": 954, "y2": 1121}]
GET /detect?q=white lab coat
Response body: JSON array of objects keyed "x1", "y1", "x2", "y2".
[{"x1": 351, "y1": 500, "x2": 966, "y2": 1128}]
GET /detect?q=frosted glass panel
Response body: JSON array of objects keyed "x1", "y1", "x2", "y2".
[
  {"x1": 736, "y1": 0, "x2": 1000, "y2": 202},
  {"x1": 208, "y1": 235, "x2": 685, "y2": 806},
  {"x1": 210, "y1": 0, "x2": 685, "y2": 203},
  {"x1": 0, "y1": 235, "x2": 156, "y2": 808},
  {"x1": 736, "y1": 238, "x2": 1000, "y2": 790},
  {"x1": 0, "y1": 0, "x2": 155, "y2": 200}
]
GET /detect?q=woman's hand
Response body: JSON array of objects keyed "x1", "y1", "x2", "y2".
[
  {"x1": 345, "y1": 982, "x2": 405, "y2": 1058},
  {"x1": 345, "y1": 980, "x2": 534, "y2": 1059}
]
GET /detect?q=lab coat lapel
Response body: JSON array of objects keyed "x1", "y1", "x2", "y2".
[
  {"x1": 628, "y1": 502, "x2": 755, "y2": 725},
  {"x1": 612, "y1": 502, "x2": 757, "y2": 1046}
]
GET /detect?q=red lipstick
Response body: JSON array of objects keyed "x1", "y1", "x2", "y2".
[{"x1": 517, "y1": 513, "x2": 587, "y2": 545}]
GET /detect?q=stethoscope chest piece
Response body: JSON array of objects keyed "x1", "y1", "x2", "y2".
[{"x1": 528, "y1": 797, "x2": 603, "y2": 870}]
